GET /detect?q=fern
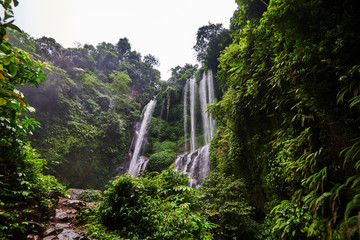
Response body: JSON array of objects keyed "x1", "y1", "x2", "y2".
[{"x1": 340, "y1": 138, "x2": 360, "y2": 167}]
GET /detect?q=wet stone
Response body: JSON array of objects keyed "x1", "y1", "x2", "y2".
[
  {"x1": 26, "y1": 233, "x2": 42, "y2": 240},
  {"x1": 55, "y1": 209, "x2": 70, "y2": 222},
  {"x1": 39, "y1": 197, "x2": 91, "y2": 240},
  {"x1": 42, "y1": 235, "x2": 57, "y2": 240},
  {"x1": 53, "y1": 223, "x2": 71, "y2": 229},
  {"x1": 56, "y1": 228, "x2": 87, "y2": 240},
  {"x1": 42, "y1": 227, "x2": 56, "y2": 237},
  {"x1": 68, "y1": 189, "x2": 85, "y2": 200},
  {"x1": 61, "y1": 199, "x2": 86, "y2": 209}
]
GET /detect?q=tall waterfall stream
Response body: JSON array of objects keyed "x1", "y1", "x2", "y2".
[
  {"x1": 175, "y1": 70, "x2": 216, "y2": 188},
  {"x1": 127, "y1": 99, "x2": 156, "y2": 176}
]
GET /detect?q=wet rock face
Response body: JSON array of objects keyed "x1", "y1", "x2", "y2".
[
  {"x1": 27, "y1": 198, "x2": 90, "y2": 240},
  {"x1": 68, "y1": 189, "x2": 85, "y2": 200}
]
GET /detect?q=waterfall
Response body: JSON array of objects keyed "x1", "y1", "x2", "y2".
[
  {"x1": 183, "y1": 81, "x2": 189, "y2": 153},
  {"x1": 199, "y1": 70, "x2": 216, "y2": 145},
  {"x1": 174, "y1": 145, "x2": 210, "y2": 188},
  {"x1": 127, "y1": 99, "x2": 156, "y2": 176},
  {"x1": 177, "y1": 69, "x2": 216, "y2": 187},
  {"x1": 207, "y1": 70, "x2": 216, "y2": 139},
  {"x1": 189, "y1": 77, "x2": 197, "y2": 152}
]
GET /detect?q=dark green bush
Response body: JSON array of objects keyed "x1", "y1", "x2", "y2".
[
  {"x1": 147, "y1": 150, "x2": 175, "y2": 172},
  {"x1": 153, "y1": 140, "x2": 177, "y2": 152},
  {"x1": 199, "y1": 171, "x2": 256, "y2": 239},
  {"x1": 78, "y1": 189, "x2": 102, "y2": 202}
]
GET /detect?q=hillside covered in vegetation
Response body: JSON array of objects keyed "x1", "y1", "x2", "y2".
[{"x1": 8, "y1": 28, "x2": 160, "y2": 189}]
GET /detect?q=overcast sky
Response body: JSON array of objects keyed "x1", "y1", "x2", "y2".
[{"x1": 13, "y1": 0, "x2": 237, "y2": 80}]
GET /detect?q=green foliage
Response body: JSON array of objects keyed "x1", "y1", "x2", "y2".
[
  {"x1": 0, "y1": 2, "x2": 65, "y2": 238},
  {"x1": 199, "y1": 171, "x2": 256, "y2": 239},
  {"x1": 149, "y1": 117, "x2": 170, "y2": 141},
  {"x1": 270, "y1": 200, "x2": 327, "y2": 239},
  {"x1": 168, "y1": 63, "x2": 198, "y2": 87},
  {"x1": 117, "y1": 37, "x2": 131, "y2": 59},
  {"x1": 8, "y1": 28, "x2": 160, "y2": 189},
  {"x1": 193, "y1": 23, "x2": 232, "y2": 70},
  {"x1": 143, "y1": 54, "x2": 159, "y2": 68},
  {"x1": 85, "y1": 221, "x2": 124, "y2": 240},
  {"x1": 108, "y1": 70, "x2": 131, "y2": 93},
  {"x1": 147, "y1": 150, "x2": 175, "y2": 172},
  {"x1": 147, "y1": 115, "x2": 182, "y2": 173},
  {"x1": 75, "y1": 206, "x2": 124, "y2": 240},
  {"x1": 78, "y1": 189, "x2": 102, "y2": 202},
  {"x1": 6, "y1": 29, "x2": 37, "y2": 54},
  {"x1": 207, "y1": 0, "x2": 360, "y2": 239},
  {"x1": 153, "y1": 140, "x2": 177, "y2": 153},
  {"x1": 95, "y1": 169, "x2": 214, "y2": 239},
  {"x1": 148, "y1": 64, "x2": 198, "y2": 165},
  {"x1": 20, "y1": 67, "x2": 131, "y2": 189}
]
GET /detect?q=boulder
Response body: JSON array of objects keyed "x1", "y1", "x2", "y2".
[
  {"x1": 67, "y1": 189, "x2": 85, "y2": 200},
  {"x1": 46, "y1": 190, "x2": 61, "y2": 199},
  {"x1": 61, "y1": 199, "x2": 86, "y2": 210}
]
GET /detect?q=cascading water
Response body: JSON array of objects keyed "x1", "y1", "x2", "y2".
[
  {"x1": 176, "y1": 69, "x2": 216, "y2": 188},
  {"x1": 174, "y1": 145, "x2": 210, "y2": 188},
  {"x1": 189, "y1": 77, "x2": 197, "y2": 152},
  {"x1": 207, "y1": 71, "x2": 216, "y2": 140},
  {"x1": 127, "y1": 99, "x2": 156, "y2": 176},
  {"x1": 199, "y1": 70, "x2": 216, "y2": 145},
  {"x1": 183, "y1": 81, "x2": 189, "y2": 153}
]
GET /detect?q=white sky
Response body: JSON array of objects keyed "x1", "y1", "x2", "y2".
[{"x1": 13, "y1": 0, "x2": 237, "y2": 80}]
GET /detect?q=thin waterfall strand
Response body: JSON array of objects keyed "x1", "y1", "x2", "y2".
[
  {"x1": 199, "y1": 70, "x2": 216, "y2": 145},
  {"x1": 127, "y1": 99, "x2": 156, "y2": 176},
  {"x1": 189, "y1": 78, "x2": 197, "y2": 152},
  {"x1": 183, "y1": 81, "x2": 189, "y2": 153},
  {"x1": 206, "y1": 70, "x2": 216, "y2": 140},
  {"x1": 199, "y1": 77, "x2": 210, "y2": 144}
]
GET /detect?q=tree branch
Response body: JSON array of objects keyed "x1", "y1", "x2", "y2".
[{"x1": 259, "y1": 0, "x2": 269, "y2": 7}]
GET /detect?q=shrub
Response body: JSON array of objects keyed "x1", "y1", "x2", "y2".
[
  {"x1": 78, "y1": 189, "x2": 102, "y2": 202},
  {"x1": 153, "y1": 140, "x2": 177, "y2": 152},
  {"x1": 199, "y1": 171, "x2": 256, "y2": 239},
  {"x1": 96, "y1": 169, "x2": 214, "y2": 239},
  {"x1": 147, "y1": 150, "x2": 175, "y2": 172}
]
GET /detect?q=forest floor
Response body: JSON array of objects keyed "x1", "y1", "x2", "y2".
[{"x1": 27, "y1": 197, "x2": 92, "y2": 240}]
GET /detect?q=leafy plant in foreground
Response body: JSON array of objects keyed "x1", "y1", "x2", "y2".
[
  {"x1": 91, "y1": 169, "x2": 214, "y2": 239},
  {"x1": 199, "y1": 171, "x2": 256, "y2": 240},
  {"x1": 0, "y1": 1, "x2": 65, "y2": 238}
]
